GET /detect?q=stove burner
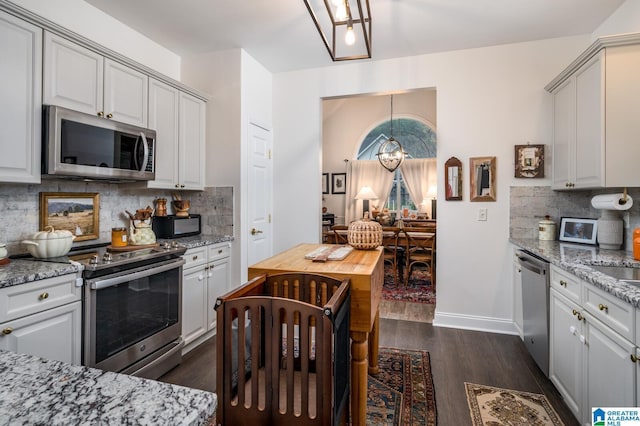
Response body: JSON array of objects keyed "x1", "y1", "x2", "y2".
[{"x1": 69, "y1": 242, "x2": 187, "y2": 278}]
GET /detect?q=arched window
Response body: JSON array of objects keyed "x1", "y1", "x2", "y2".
[{"x1": 357, "y1": 117, "x2": 436, "y2": 212}]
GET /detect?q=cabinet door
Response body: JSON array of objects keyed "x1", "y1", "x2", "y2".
[
  {"x1": 43, "y1": 32, "x2": 103, "y2": 116},
  {"x1": 207, "y1": 258, "x2": 230, "y2": 334},
  {"x1": 178, "y1": 93, "x2": 206, "y2": 190},
  {"x1": 104, "y1": 58, "x2": 148, "y2": 127},
  {"x1": 574, "y1": 52, "x2": 604, "y2": 188},
  {"x1": 584, "y1": 313, "x2": 636, "y2": 422},
  {"x1": 551, "y1": 77, "x2": 574, "y2": 189},
  {"x1": 182, "y1": 266, "x2": 208, "y2": 346},
  {"x1": 0, "y1": 301, "x2": 81, "y2": 365},
  {"x1": 549, "y1": 289, "x2": 583, "y2": 422},
  {"x1": 148, "y1": 78, "x2": 180, "y2": 189},
  {"x1": 0, "y1": 12, "x2": 42, "y2": 183}
]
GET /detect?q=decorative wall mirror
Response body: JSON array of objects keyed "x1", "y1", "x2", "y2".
[
  {"x1": 470, "y1": 156, "x2": 496, "y2": 202},
  {"x1": 444, "y1": 157, "x2": 462, "y2": 201}
]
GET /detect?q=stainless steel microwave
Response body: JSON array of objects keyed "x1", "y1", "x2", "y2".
[{"x1": 42, "y1": 105, "x2": 156, "y2": 181}]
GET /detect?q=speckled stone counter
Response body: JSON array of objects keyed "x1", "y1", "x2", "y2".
[
  {"x1": 0, "y1": 350, "x2": 216, "y2": 426},
  {"x1": 0, "y1": 259, "x2": 81, "y2": 289},
  {"x1": 168, "y1": 234, "x2": 233, "y2": 250},
  {"x1": 0, "y1": 235, "x2": 233, "y2": 289},
  {"x1": 511, "y1": 238, "x2": 640, "y2": 308}
]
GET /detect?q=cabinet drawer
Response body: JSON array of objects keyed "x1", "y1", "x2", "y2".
[
  {"x1": 551, "y1": 266, "x2": 581, "y2": 304},
  {"x1": 208, "y1": 242, "x2": 231, "y2": 262},
  {"x1": 183, "y1": 246, "x2": 207, "y2": 269},
  {"x1": 583, "y1": 283, "x2": 634, "y2": 341},
  {"x1": 0, "y1": 274, "x2": 81, "y2": 323}
]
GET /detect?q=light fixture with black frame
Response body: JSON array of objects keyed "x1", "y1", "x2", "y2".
[{"x1": 303, "y1": 0, "x2": 372, "y2": 61}]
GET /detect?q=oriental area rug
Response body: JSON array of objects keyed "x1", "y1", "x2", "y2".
[
  {"x1": 465, "y1": 382, "x2": 564, "y2": 426},
  {"x1": 382, "y1": 264, "x2": 436, "y2": 304},
  {"x1": 367, "y1": 348, "x2": 437, "y2": 426}
]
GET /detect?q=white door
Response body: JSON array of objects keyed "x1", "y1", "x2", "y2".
[{"x1": 247, "y1": 122, "x2": 272, "y2": 266}]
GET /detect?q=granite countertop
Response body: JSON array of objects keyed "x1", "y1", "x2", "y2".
[
  {"x1": 0, "y1": 234, "x2": 234, "y2": 289},
  {"x1": 511, "y1": 237, "x2": 640, "y2": 308},
  {"x1": 0, "y1": 350, "x2": 216, "y2": 425}
]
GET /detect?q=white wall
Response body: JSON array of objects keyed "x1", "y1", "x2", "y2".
[
  {"x1": 273, "y1": 35, "x2": 590, "y2": 333},
  {"x1": 592, "y1": 0, "x2": 640, "y2": 40},
  {"x1": 13, "y1": 0, "x2": 181, "y2": 79},
  {"x1": 182, "y1": 48, "x2": 273, "y2": 285},
  {"x1": 240, "y1": 50, "x2": 274, "y2": 281}
]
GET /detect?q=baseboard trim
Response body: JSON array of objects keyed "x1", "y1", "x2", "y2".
[{"x1": 433, "y1": 311, "x2": 520, "y2": 335}]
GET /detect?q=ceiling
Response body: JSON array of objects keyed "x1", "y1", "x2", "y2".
[{"x1": 84, "y1": 0, "x2": 624, "y2": 73}]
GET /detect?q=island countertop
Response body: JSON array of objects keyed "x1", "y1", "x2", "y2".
[{"x1": 0, "y1": 350, "x2": 216, "y2": 425}]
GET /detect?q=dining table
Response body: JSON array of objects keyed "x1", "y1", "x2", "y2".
[{"x1": 248, "y1": 243, "x2": 383, "y2": 426}]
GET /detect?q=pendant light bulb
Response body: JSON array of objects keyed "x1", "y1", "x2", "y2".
[{"x1": 345, "y1": 23, "x2": 356, "y2": 46}]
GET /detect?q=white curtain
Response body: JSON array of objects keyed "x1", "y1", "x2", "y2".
[
  {"x1": 400, "y1": 159, "x2": 438, "y2": 208},
  {"x1": 345, "y1": 160, "x2": 395, "y2": 223}
]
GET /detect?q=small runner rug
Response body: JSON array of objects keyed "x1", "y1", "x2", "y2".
[
  {"x1": 465, "y1": 382, "x2": 564, "y2": 426},
  {"x1": 367, "y1": 348, "x2": 437, "y2": 426},
  {"x1": 382, "y1": 264, "x2": 435, "y2": 304}
]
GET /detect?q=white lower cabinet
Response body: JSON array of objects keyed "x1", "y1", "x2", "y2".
[
  {"x1": 0, "y1": 274, "x2": 82, "y2": 364},
  {"x1": 549, "y1": 288, "x2": 583, "y2": 421},
  {"x1": 584, "y1": 311, "x2": 636, "y2": 418},
  {"x1": 549, "y1": 265, "x2": 637, "y2": 425},
  {"x1": 182, "y1": 242, "x2": 231, "y2": 353}
]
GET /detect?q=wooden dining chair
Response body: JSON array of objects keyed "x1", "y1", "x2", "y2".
[
  {"x1": 402, "y1": 227, "x2": 436, "y2": 291},
  {"x1": 381, "y1": 227, "x2": 403, "y2": 287},
  {"x1": 328, "y1": 225, "x2": 349, "y2": 244}
]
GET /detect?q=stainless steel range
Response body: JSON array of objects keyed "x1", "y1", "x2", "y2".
[{"x1": 72, "y1": 242, "x2": 186, "y2": 379}]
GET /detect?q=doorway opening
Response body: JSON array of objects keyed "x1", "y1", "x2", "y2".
[{"x1": 321, "y1": 89, "x2": 437, "y2": 322}]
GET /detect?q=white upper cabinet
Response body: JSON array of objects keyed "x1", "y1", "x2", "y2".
[
  {"x1": 178, "y1": 92, "x2": 206, "y2": 190},
  {"x1": 148, "y1": 80, "x2": 205, "y2": 190},
  {"x1": 549, "y1": 38, "x2": 640, "y2": 189},
  {"x1": 44, "y1": 32, "x2": 148, "y2": 128},
  {"x1": 148, "y1": 79, "x2": 180, "y2": 189},
  {"x1": 0, "y1": 10, "x2": 42, "y2": 183}
]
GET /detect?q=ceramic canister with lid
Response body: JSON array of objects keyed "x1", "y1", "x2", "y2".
[{"x1": 538, "y1": 216, "x2": 556, "y2": 241}]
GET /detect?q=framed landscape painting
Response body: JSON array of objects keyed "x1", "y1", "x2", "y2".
[{"x1": 39, "y1": 192, "x2": 100, "y2": 241}]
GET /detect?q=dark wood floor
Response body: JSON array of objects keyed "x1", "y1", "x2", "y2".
[{"x1": 159, "y1": 318, "x2": 579, "y2": 426}]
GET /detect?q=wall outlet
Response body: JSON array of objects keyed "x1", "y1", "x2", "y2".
[{"x1": 478, "y1": 208, "x2": 488, "y2": 221}]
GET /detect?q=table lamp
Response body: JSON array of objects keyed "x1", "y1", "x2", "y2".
[{"x1": 355, "y1": 186, "x2": 378, "y2": 218}]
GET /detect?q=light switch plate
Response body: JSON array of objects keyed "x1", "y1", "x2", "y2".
[{"x1": 478, "y1": 208, "x2": 487, "y2": 221}]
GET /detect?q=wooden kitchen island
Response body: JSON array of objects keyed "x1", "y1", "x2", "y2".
[{"x1": 248, "y1": 243, "x2": 384, "y2": 426}]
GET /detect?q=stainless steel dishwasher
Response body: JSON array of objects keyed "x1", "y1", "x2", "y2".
[{"x1": 516, "y1": 249, "x2": 550, "y2": 377}]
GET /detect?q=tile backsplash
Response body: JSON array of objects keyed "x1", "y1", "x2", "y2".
[
  {"x1": 0, "y1": 181, "x2": 234, "y2": 255},
  {"x1": 510, "y1": 186, "x2": 640, "y2": 252}
]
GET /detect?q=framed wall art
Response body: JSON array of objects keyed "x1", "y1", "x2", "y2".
[
  {"x1": 444, "y1": 156, "x2": 462, "y2": 201},
  {"x1": 332, "y1": 173, "x2": 346, "y2": 194},
  {"x1": 322, "y1": 173, "x2": 329, "y2": 194},
  {"x1": 515, "y1": 144, "x2": 544, "y2": 178},
  {"x1": 470, "y1": 156, "x2": 496, "y2": 202},
  {"x1": 558, "y1": 217, "x2": 598, "y2": 245},
  {"x1": 40, "y1": 192, "x2": 100, "y2": 241}
]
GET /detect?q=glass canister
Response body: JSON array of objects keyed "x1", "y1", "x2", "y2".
[
  {"x1": 538, "y1": 216, "x2": 557, "y2": 241},
  {"x1": 111, "y1": 227, "x2": 128, "y2": 247}
]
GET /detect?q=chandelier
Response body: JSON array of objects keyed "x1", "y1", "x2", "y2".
[
  {"x1": 377, "y1": 95, "x2": 406, "y2": 172},
  {"x1": 303, "y1": 0, "x2": 372, "y2": 61}
]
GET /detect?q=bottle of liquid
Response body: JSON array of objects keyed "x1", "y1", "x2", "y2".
[{"x1": 633, "y1": 228, "x2": 640, "y2": 260}]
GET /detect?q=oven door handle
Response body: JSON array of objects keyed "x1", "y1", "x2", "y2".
[{"x1": 88, "y1": 258, "x2": 185, "y2": 290}]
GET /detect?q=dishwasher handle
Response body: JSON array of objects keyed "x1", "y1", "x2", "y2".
[{"x1": 517, "y1": 252, "x2": 548, "y2": 276}]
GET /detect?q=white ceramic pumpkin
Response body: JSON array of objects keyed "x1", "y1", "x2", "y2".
[{"x1": 22, "y1": 226, "x2": 75, "y2": 258}]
